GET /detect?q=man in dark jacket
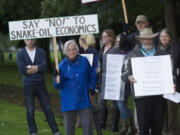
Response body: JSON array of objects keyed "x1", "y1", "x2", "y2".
[
  {"x1": 17, "y1": 39, "x2": 61, "y2": 135},
  {"x1": 122, "y1": 28, "x2": 166, "y2": 135}
]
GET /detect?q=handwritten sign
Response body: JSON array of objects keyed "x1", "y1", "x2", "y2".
[
  {"x1": 163, "y1": 92, "x2": 180, "y2": 103},
  {"x1": 131, "y1": 55, "x2": 174, "y2": 97},
  {"x1": 8, "y1": 14, "x2": 99, "y2": 40},
  {"x1": 102, "y1": 54, "x2": 125, "y2": 100}
]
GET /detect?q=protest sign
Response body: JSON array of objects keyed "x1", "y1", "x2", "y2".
[
  {"x1": 101, "y1": 54, "x2": 125, "y2": 100},
  {"x1": 8, "y1": 14, "x2": 99, "y2": 40},
  {"x1": 131, "y1": 55, "x2": 174, "y2": 97},
  {"x1": 81, "y1": 54, "x2": 93, "y2": 66},
  {"x1": 163, "y1": 92, "x2": 180, "y2": 103},
  {"x1": 81, "y1": 0, "x2": 100, "y2": 4}
]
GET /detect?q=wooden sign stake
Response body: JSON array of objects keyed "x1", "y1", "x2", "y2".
[{"x1": 53, "y1": 37, "x2": 60, "y2": 83}]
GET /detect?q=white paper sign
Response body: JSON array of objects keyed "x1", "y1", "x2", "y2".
[
  {"x1": 163, "y1": 92, "x2": 180, "y2": 103},
  {"x1": 9, "y1": 14, "x2": 99, "y2": 40},
  {"x1": 131, "y1": 55, "x2": 174, "y2": 97},
  {"x1": 103, "y1": 54, "x2": 125, "y2": 100},
  {"x1": 81, "y1": 0, "x2": 100, "y2": 4},
  {"x1": 81, "y1": 54, "x2": 93, "y2": 66}
]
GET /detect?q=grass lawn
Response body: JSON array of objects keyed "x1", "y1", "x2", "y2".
[
  {"x1": 0, "y1": 100, "x2": 63, "y2": 135},
  {"x1": 0, "y1": 100, "x2": 115, "y2": 135}
]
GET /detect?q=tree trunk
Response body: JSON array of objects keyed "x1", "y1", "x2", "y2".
[
  {"x1": 0, "y1": 50, "x2": 4, "y2": 62},
  {"x1": 164, "y1": 0, "x2": 177, "y2": 41},
  {"x1": 37, "y1": 38, "x2": 53, "y2": 73}
]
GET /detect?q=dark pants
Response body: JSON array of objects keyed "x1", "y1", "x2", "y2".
[
  {"x1": 135, "y1": 96, "x2": 165, "y2": 135},
  {"x1": 24, "y1": 84, "x2": 59, "y2": 134},
  {"x1": 98, "y1": 96, "x2": 119, "y2": 128},
  {"x1": 63, "y1": 108, "x2": 93, "y2": 135}
]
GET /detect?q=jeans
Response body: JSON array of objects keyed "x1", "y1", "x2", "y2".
[
  {"x1": 116, "y1": 83, "x2": 131, "y2": 119},
  {"x1": 24, "y1": 84, "x2": 59, "y2": 134}
]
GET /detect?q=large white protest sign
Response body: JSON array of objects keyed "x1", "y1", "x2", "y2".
[
  {"x1": 81, "y1": 54, "x2": 93, "y2": 66},
  {"x1": 131, "y1": 55, "x2": 174, "y2": 97},
  {"x1": 81, "y1": 0, "x2": 100, "y2": 4},
  {"x1": 9, "y1": 14, "x2": 99, "y2": 40},
  {"x1": 102, "y1": 54, "x2": 125, "y2": 100}
]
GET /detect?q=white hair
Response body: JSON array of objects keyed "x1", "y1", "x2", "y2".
[{"x1": 63, "y1": 40, "x2": 79, "y2": 55}]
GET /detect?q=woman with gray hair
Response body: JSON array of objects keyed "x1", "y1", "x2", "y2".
[{"x1": 54, "y1": 40, "x2": 96, "y2": 135}]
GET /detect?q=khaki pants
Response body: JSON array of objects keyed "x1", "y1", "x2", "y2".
[{"x1": 163, "y1": 101, "x2": 179, "y2": 135}]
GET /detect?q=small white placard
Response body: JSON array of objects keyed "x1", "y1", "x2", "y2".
[
  {"x1": 163, "y1": 92, "x2": 180, "y2": 103},
  {"x1": 81, "y1": 54, "x2": 93, "y2": 66},
  {"x1": 81, "y1": 0, "x2": 100, "y2": 4}
]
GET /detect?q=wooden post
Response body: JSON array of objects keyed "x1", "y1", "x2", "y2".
[
  {"x1": 53, "y1": 37, "x2": 60, "y2": 83},
  {"x1": 122, "y1": 0, "x2": 128, "y2": 24}
]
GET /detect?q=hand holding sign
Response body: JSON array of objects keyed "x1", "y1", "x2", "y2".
[
  {"x1": 53, "y1": 37, "x2": 60, "y2": 83},
  {"x1": 9, "y1": 14, "x2": 99, "y2": 85},
  {"x1": 128, "y1": 75, "x2": 137, "y2": 83}
]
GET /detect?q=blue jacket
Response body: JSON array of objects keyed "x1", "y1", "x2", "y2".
[
  {"x1": 17, "y1": 47, "x2": 47, "y2": 86},
  {"x1": 54, "y1": 55, "x2": 96, "y2": 112}
]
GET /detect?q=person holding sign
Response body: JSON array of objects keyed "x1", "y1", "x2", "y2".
[
  {"x1": 120, "y1": 14, "x2": 151, "y2": 134},
  {"x1": 54, "y1": 40, "x2": 96, "y2": 135},
  {"x1": 157, "y1": 28, "x2": 180, "y2": 135},
  {"x1": 17, "y1": 39, "x2": 61, "y2": 135},
  {"x1": 79, "y1": 34, "x2": 98, "y2": 73},
  {"x1": 98, "y1": 29, "x2": 124, "y2": 132},
  {"x1": 121, "y1": 28, "x2": 166, "y2": 135}
]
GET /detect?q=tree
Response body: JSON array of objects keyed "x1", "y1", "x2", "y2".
[
  {"x1": 37, "y1": 38, "x2": 53, "y2": 73},
  {"x1": 0, "y1": 0, "x2": 43, "y2": 33},
  {"x1": 0, "y1": 0, "x2": 54, "y2": 72},
  {"x1": 164, "y1": 0, "x2": 177, "y2": 40}
]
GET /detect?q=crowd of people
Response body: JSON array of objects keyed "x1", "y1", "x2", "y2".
[{"x1": 16, "y1": 14, "x2": 180, "y2": 135}]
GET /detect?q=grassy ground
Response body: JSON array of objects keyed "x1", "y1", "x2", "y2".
[
  {"x1": 0, "y1": 100, "x2": 62, "y2": 135},
  {"x1": 0, "y1": 100, "x2": 115, "y2": 135}
]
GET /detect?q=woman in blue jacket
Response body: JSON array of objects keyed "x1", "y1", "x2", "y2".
[{"x1": 54, "y1": 40, "x2": 96, "y2": 135}]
